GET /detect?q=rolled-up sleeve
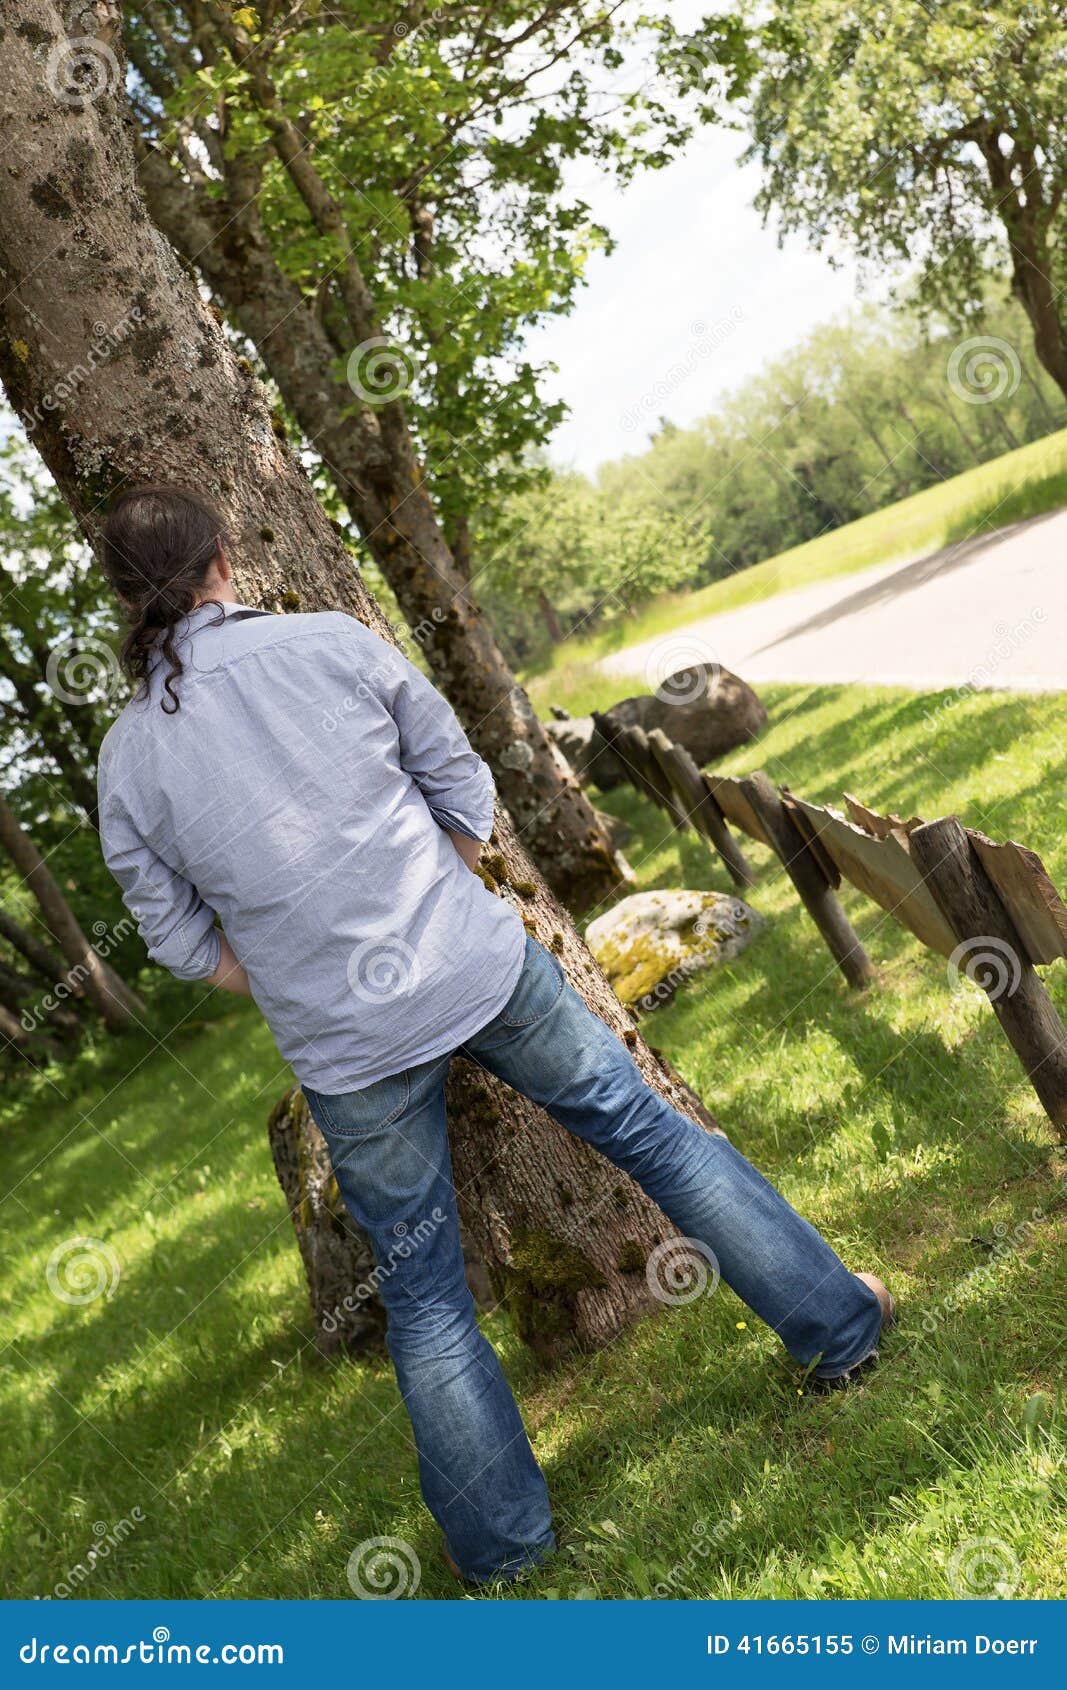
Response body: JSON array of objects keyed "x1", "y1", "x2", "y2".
[
  {"x1": 99, "y1": 793, "x2": 221, "y2": 982},
  {"x1": 370, "y1": 638, "x2": 496, "y2": 841}
]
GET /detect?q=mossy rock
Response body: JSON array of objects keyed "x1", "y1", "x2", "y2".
[{"x1": 586, "y1": 889, "x2": 763, "y2": 1010}]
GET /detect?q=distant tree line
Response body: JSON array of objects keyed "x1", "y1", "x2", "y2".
[{"x1": 479, "y1": 294, "x2": 1066, "y2": 667}]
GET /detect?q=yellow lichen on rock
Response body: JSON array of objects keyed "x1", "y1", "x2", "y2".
[{"x1": 586, "y1": 889, "x2": 762, "y2": 1009}]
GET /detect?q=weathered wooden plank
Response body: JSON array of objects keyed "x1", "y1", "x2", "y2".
[
  {"x1": 967, "y1": 832, "x2": 1067, "y2": 966},
  {"x1": 625, "y1": 725, "x2": 689, "y2": 827},
  {"x1": 697, "y1": 780, "x2": 759, "y2": 889},
  {"x1": 705, "y1": 774, "x2": 772, "y2": 848},
  {"x1": 843, "y1": 792, "x2": 924, "y2": 839},
  {"x1": 643, "y1": 728, "x2": 700, "y2": 830},
  {"x1": 645, "y1": 731, "x2": 756, "y2": 887},
  {"x1": 781, "y1": 787, "x2": 842, "y2": 889},
  {"x1": 787, "y1": 795, "x2": 959, "y2": 958},
  {"x1": 595, "y1": 716, "x2": 665, "y2": 813},
  {"x1": 911, "y1": 818, "x2": 1067, "y2": 1137},
  {"x1": 738, "y1": 773, "x2": 874, "y2": 988}
]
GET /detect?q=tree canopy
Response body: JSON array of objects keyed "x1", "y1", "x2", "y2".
[
  {"x1": 737, "y1": 0, "x2": 1067, "y2": 396},
  {"x1": 127, "y1": 0, "x2": 731, "y2": 539}
]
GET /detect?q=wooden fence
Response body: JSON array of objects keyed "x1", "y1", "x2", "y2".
[{"x1": 590, "y1": 712, "x2": 1067, "y2": 1138}]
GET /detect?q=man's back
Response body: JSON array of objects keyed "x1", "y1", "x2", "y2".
[{"x1": 98, "y1": 603, "x2": 524, "y2": 1091}]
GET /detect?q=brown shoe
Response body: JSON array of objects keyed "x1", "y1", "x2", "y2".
[
  {"x1": 855, "y1": 1271, "x2": 896, "y2": 1328},
  {"x1": 442, "y1": 1544, "x2": 465, "y2": 1582}
]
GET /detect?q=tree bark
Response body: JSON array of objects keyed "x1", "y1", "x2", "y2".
[
  {"x1": 0, "y1": 908, "x2": 76, "y2": 990},
  {"x1": 537, "y1": 589, "x2": 566, "y2": 646},
  {"x1": 125, "y1": 16, "x2": 624, "y2": 912},
  {"x1": 981, "y1": 132, "x2": 1067, "y2": 402},
  {"x1": 267, "y1": 1087, "x2": 387, "y2": 1357},
  {"x1": 0, "y1": 953, "x2": 81, "y2": 1043},
  {"x1": 0, "y1": 1001, "x2": 30, "y2": 1049},
  {"x1": 0, "y1": 0, "x2": 720, "y2": 1356},
  {"x1": 0, "y1": 793, "x2": 142, "y2": 1030}
]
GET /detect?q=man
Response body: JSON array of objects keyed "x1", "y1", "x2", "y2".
[{"x1": 97, "y1": 485, "x2": 893, "y2": 1586}]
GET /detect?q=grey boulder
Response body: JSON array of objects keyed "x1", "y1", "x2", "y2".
[
  {"x1": 545, "y1": 664, "x2": 765, "y2": 790},
  {"x1": 586, "y1": 888, "x2": 762, "y2": 1011}
]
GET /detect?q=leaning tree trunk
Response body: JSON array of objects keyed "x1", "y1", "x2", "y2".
[
  {"x1": 266, "y1": 1087, "x2": 386, "y2": 1357},
  {"x1": 0, "y1": 908, "x2": 77, "y2": 993},
  {"x1": 125, "y1": 17, "x2": 624, "y2": 912},
  {"x1": 0, "y1": 0, "x2": 720, "y2": 1357},
  {"x1": 268, "y1": 1085, "x2": 494, "y2": 1357},
  {"x1": 0, "y1": 792, "x2": 142, "y2": 1031},
  {"x1": 980, "y1": 134, "x2": 1067, "y2": 404}
]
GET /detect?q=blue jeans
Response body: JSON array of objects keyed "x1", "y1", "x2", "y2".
[{"x1": 303, "y1": 934, "x2": 882, "y2": 1583}]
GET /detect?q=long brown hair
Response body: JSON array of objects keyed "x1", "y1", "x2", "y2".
[{"x1": 100, "y1": 485, "x2": 230, "y2": 713}]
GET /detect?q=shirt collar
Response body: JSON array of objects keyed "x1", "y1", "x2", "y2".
[
  {"x1": 185, "y1": 597, "x2": 257, "y2": 629},
  {"x1": 167, "y1": 599, "x2": 263, "y2": 643},
  {"x1": 145, "y1": 601, "x2": 262, "y2": 672}
]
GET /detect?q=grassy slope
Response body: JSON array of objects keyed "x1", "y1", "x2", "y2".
[
  {"x1": 531, "y1": 424, "x2": 1067, "y2": 680},
  {"x1": 2, "y1": 680, "x2": 1065, "y2": 1601}
]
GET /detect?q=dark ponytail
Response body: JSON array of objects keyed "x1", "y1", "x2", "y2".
[{"x1": 99, "y1": 485, "x2": 230, "y2": 713}]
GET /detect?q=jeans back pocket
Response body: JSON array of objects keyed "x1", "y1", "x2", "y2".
[
  {"x1": 497, "y1": 935, "x2": 566, "y2": 1027},
  {"x1": 304, "y1": 1069, "x2": 411, "y2": 1139}
]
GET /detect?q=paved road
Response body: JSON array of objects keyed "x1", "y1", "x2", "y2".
[{"x1": 599, "y1": 508, "x2": 1065, "y2": 694}]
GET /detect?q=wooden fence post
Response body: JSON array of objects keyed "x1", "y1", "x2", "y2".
[
  {"x1": 645, "y1": 730, "x2": 756, "y2": 889},
  {"x1": 738, "y1": 771, "x2": 875, "y2": 989},
  {"x1": 593, "y1": 714, "x2": 686, "y2": 825},
  {"x1": 627, "y1": 725, "x2": 689, "y2": 827},
  {"x1": 590, "y1": 713, "x2": 650, "y2": 807},
  {"x1": 910, "y1": 817, "x2": 1067, "y2": 1137}
]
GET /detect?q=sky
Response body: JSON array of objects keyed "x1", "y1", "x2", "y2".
[{"x1": 523, "y1": 108, "x2": 871, "y2": 479}]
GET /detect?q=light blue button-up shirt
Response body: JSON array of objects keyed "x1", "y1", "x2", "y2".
[{"x1": 97, "y1": 601, "x2": 526, "y2": 1092}]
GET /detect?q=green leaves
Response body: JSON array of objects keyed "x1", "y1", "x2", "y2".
[
  {"x1": 744, "y1": 0, "x2": 1067, "y2": 353},
  {"x1": 126, "y1": 0, "x2": 748, "y2": 533}
]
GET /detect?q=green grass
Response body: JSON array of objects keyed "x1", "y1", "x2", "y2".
[
  {"x1": 2, "y1": 683, "x2": 1066, "y2": 1601},
  {"x1": 529, "y1": 424, "x2": 1067, "y2": 684}
]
